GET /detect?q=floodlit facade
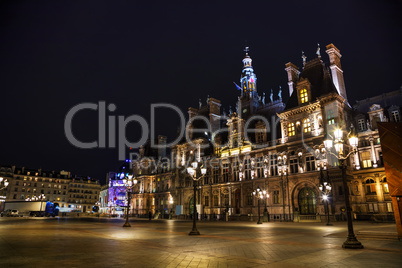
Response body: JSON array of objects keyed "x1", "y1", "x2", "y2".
[{"x1": 126, "y1": 44, "x2": 401, "y2": 222}]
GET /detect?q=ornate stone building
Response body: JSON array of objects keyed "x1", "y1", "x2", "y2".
[{"x1": 129, "y1": 44, "x2": 401, "y2": 222}]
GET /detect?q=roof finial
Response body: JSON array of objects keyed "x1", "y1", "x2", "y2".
[
  {"x1": 244, "y1": 46, "x2": 249, "y2": 56},
  {"x1": 302, "y1": 51, "x2": 307, "y2": 67},
  {"x1": 316, "y1": 43, "x2": 321, "y2": 58}
]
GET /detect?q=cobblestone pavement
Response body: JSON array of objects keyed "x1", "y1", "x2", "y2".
[{"x1": 0, "y1": 217, "x2": 401, "y2": 267}]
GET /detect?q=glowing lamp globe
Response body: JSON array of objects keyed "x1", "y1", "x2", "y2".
[
  {"x1": 334, "y1": 129, "x2": 343, "y2": 140},
  {"x1": 324, "y1": 139, "x2": 333, "y2": 150},
  {"x1": 349, "y1": 136, "x2": 358, "y2": 148},
  {"x1": 192, "y1": 162, "x2": 198, "y2": 169}
]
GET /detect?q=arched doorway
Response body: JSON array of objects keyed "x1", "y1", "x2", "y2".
[
  {"x1": 189, "y1": 196, "x2": 194, "y2": 215},
  {"x1": 298, "y1": 187, "x2": 317, "y2": 215}
]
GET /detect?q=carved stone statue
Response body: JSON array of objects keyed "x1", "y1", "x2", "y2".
[
  {"x1": 278, "y1": 86, "x2": 282, "y2": 99},
  {"x1": 316, "y1": 43, "x2": 321, "y2": 57},
  {"x1": 262, "y1": 92, "x2": 265, "y2": 104},
  {"x1": 367, "y1": 119, "x2": 372, "y2": 131},
  {"x1": 270, "y1": 89, "x2": 273, "y2": 103},
  {"x1": 199, "y1": 99, "x2": 202, "y2": 109}
]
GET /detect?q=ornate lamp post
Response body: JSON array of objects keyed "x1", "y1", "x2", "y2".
[
  {"x1": 263, "y1": 190, "x2": 270, "y2": 222},
  {"x1": 122, "y1": 175, "x2": 138, "y2": 227},
  {"x1": 318, "y1": 169, "x2": 332, "y2": 226},
  {"x1": 278, "y1": 155, "x2": 288, "y2": 221},
  {"x1": 324, "y1": 128, "x2": 363, "y2": 249},
  {"x1": 253, "y1": 187, "x2": 267, "y2": 224},
  {"x1": 187, "y1": 161, "x2": 207, "y2": 235}
]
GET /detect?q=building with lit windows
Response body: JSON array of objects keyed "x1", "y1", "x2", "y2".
[
  {"x1": 0, "y1": 165, "x2": 100, "y2": 213},
  {"x1": 128, "y1": 44, "x2": 401, "y2": 222}
]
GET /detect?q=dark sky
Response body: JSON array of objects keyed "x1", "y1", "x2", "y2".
[{"x1": 1, "y1": 0, "x2": 401, "y2": 184}]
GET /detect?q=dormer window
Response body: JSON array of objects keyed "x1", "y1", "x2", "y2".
[
  {"x1": 288, "y1": 123, "x2": 295, "y2": 136},
  {"x1": 391, "y1": 110, "x2": 400, "y2": 122},
  {"x1": 303, "y1": 118, "x2": 311, "y2": 133},
  {"x1": 327, "y1": 110, "x2": 335, "y2": 125},
  {"x1": 357, "y1": 119, "x2": 366, "y2": 131},
  {"x1": 300, "y1": 89, "x2": 308, "y2": 103}
]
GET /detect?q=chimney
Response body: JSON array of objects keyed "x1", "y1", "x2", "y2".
[
  {"x1": 325, "y1": 43, "x2": 348, "y2": 103},
  {"x1": 208, "y1": 97, "x2": 221, "y2": 134},
  {"x1": 285, "y1": 62, "x2": 300, "y2": 97}
]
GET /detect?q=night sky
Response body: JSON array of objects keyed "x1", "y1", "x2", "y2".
[{"x1": 1, "y1": 1, "x2": 401, "y2": 184}]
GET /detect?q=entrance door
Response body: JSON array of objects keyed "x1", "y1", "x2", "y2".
[{"x1": 298, "y1": 187, "x2": 316, "y2": 215}]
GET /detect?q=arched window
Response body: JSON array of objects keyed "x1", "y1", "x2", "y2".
[
  {"x1": 303, "y1": 118, "x2": 311, "y2": 133},
  {"x1": 288, "y1": 123, "x2": 295, "y2": 136},
  {"x1": 300, "y1": 89, "x2": 308, "y2": 103},
  {"x1": 365, "y1": 178, "x2": 376, "y2": 194}
]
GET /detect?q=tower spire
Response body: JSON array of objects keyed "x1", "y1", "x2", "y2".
[{"x1": 240, "y1": 47, "x2": 257, "y2": 100}]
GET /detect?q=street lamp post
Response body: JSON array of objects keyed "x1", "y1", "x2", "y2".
[
  {"x1": 187, "y1": 161, "x2": 207, "y2": 235},
  {"x1": 263, "y1": 190, "x2": 270, "y2": 222},
  {"x1": 278, "y1": 155, "x2": 287, "y2": 221},
  {"x1": 324, "y1": 128, "x2": 363, "y2": 249},
  {"x1": 318, "y1": 169, "x2": 332, "y2": 226},
  {"x1": 122, "y1": 175, "x2": 138, "y2": 227},
  {"x1": 253, "y1": 187, "x2": 268, "y2": 224}
]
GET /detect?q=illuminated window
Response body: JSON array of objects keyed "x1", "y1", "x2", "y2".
[
  {"x1": 273, "y1": 190, "x2": 280, "y2": 204},
  {"x1": 327, "y1": 110, "x2": 335, "y2": 125},
  {"x1": 300, "y1": 89, "x2": 308, "y2": 103},
  {"x1": 365, "y1": 178, "x2": 376, "y2": 194},
  {"x1": 288, "y1": 123, "x2": 295, "y2": 136},
  {"x1": 383, "y1": 178, "x2": 389, "y2": 193},
  {"x1": 361, "y1": 151, "x2": 372, "y2": 168},
  {"x1": 303, "y1": 118, "x2": 311, "y2": 133}
]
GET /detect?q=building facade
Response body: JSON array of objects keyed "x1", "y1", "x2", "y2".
[
  {"x1": 0, "y1": 165, "x2": 100, "y2": 213},
  {"x1": 125, "y1": 44, "x2": 400, "y2": 222}
]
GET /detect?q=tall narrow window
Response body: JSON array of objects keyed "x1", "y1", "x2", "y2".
[
  {"x1": 306, "y1": 156, "x2": 316, "y2": 172},
  {"x1": 357, "y1": 119, "x2": 366, "y2": 131},
  {"x1": 383, "y1": 178, "x2": 389, "y2": 194},
  {"x1": 365, "y1": 179, "x2": 376, "y2": 194},
  {"x1": 288, "y1": 123, "x2": 295, "y2": 136},
  {"x1": 361, "y1": 151, "x2": 372, "y2": 168},
  {"x1": 327, "y1": 110, "x2": 335, "y2": 125},
  {"x1": 300, "y1": 89, "x2": 308, "y2": 103},
  {"x1": 303, "y1": 118, "x2": 311, "y2": 133},
  {"x1": 273, "y1": 190, "x2": 280, "y2": 204}
]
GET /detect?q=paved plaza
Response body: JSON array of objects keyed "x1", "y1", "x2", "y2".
[{"x1": 0, "y1": 217, "x2": 401, "y2": 267}]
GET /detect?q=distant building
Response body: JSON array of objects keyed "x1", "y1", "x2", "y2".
[{"x1": 0, "y1": 165, "x2": 100, "y2": 213}]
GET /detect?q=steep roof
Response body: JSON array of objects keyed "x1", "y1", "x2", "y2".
[{"x1": 285, "y1": 58, "x2": 338, "y2": 110}]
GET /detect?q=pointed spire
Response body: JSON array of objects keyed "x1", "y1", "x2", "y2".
[
  {"x1": 316, "y1": 43, "x2": 321, "y2": 58},
  {"x1": 302, "y1": 51, "x2": 307, "y2": 67}
]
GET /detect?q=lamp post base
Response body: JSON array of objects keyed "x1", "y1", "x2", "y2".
[
  {"x1": 189, "y1": 229, "x2": 200, "y2": 235},
  {"x1": 257, "y1": 220, "x2": 263, "y2": 224},
  {"x1": 263, "y1": 211, "x2": 268, "y2": 222},
  {"x1": 326, "y1": 223, "x2": 333, "y2": 226},
  {"x1": 342, "y1": 236, "x2": 364, "y2": 249},
  {"x1": 123, "y1": 222, "x2": 131, "y2": 227}
]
